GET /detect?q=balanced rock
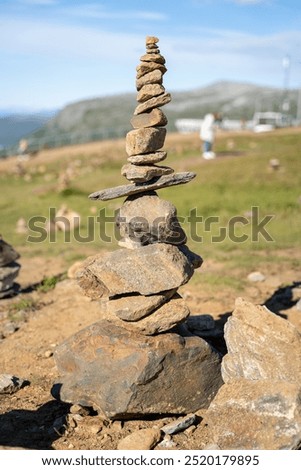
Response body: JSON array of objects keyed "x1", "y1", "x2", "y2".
[
  {"x1": 137, "y1": 84, "x2": 165, "y2": 103},
  {"x1": 125, "y1": 127, "x2": 166, "y2": 156},
  {"x1": 116, "y1": 192, "x2": 187, "y2": 246},
  {"x1": 54, "y1": 319, "x2": 223, "y2": 419},
  {"x1": 127, "y1": 151, "x2": 167, "y2": 165},
  {"x1": 203, "y1": 379, "x2": 301, "y2": 450},
  {"x1": 136, "y1": 62, "x2": 167, "y2": 80},
  {"x1": 140, "y1": 53, "x2": 166, "y2": 64},
  {"x1": 114, "y1": 293, "x2": 190, "y2": 336},
  {"x1": 103, "y1": 288, "x2": 177, "y2": 321},
  {"x1": 221, "y1": 298, "x2": 301, "y2": 384},
  {"x1": 130, "y1": 109, "x2": 167, "y2": 129},
  {"x1": 134, "y1": 93, "x2": 171, "y2": 115},
  {"x1": 136, "y1": 69, "x2": 163, "y2": 91},
  {"x1": 78, "y1": 243, "x2": 195, "y2": 299},
  {"x1": 121, "y1": 163, "x2": 173, "y2": 183},
  {"x1": 89, "y1": 172, "x2": 196, "y2": 201}
]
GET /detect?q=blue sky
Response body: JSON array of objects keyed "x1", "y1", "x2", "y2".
[{"x1": 1, "y1": 0, "x2": 301, "y2": 111}]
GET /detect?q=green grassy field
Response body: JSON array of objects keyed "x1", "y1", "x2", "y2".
[{"x1": 1, "y1": 128, "x2": 300, "y2": 285}]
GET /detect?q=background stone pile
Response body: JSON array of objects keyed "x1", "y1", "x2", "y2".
[
  {"x1": 0, "y1": 237, "x2": 20, "y2": 299},
  {"x1": 53, "y1": 36, "x2": 223, "y2": 419}
]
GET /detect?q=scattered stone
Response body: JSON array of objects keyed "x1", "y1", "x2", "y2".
[
  {"x1": 247, "y1": 271, "x2": 266, "y2": 282},
  {"x1": 78, "y1": 243, "x2": 195, "y2": 298},
  {"x1": 16, "y1": 217, "x2": 28, "y2": 234},
  {"x1": 70, "y1": 404, "x2": 91, "y2": 416},
  {"x1": 221, "y1": 298, "x2": 301, "y2": 383},
  {"x1": 121, "y1": 163, "x2": 173, "y2": 183},
  {"x1": 134, "y1": 93, "x2": 171, "y2": 115},
  {"x1": 125, "y1": 127, "x2": 166, "y2": 156},
  {"x1": 204, "y1": 379, "x2": 301, "y2": 450},
  {"x1": 54, "y1": 320, "x2": 223, "y2": 418},
  {"x1": 161, "y1": 414, "x2": 197, "y2": 435},
  {"x1": 55, "y1": 204, "x2": 80, "y2": 232},
  {"x1": 130, "y1": 109, "x2": 167, "y2": 129},
  {"x1": 89, "y1": 172, "x2": 196, "y2": 201},
  {"x1": 269, "y1": 158, "x2": 280, "y2": 170},
  {"x1": 0, "y1": 374, "x2": 29, "y2": 394},
  {"x1": 296, "y1": 299, "x2": 301, "y2": 312},
  {"x1": 117, "y1": 428, "x2": 162, "y2": 450},
  {"x1": 67, "y1": 260, "x2": 84, "y2": 279}
]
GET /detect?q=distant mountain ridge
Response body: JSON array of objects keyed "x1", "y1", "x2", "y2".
[{"x1": 1, "y1": 81, "x2": 298, "y2": 151}]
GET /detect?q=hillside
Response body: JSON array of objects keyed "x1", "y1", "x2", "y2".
[{"x1": 26, "y1": 81, "x2": 297, "y2": 150}]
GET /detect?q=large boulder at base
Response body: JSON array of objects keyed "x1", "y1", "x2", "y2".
[
  {"x1": 53, "y1": 319, "x2": 223, "y2": 419},
  {"x1": 203, "y1": 379, "x2": 301, "y2": 450},
  {"x1": 78, "y1": 243, "x2": 197, "y2": 299},
  {"x1": 222, "y1": 298, "x2": 301, "y2": 384}
]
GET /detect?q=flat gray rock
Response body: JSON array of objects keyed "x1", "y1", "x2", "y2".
[
  {"x1": 161, "y1": 414, "x2": 196, "y2": 435},
  {"x1": 88, "y1": 172, "x2": 196, "y2": 201},
  {"x1": 53, "y1": 319, "x2": 223, "y2": 418},
  {"x1": 78, "y1": 243, "x2": 195, "y2": 299}
]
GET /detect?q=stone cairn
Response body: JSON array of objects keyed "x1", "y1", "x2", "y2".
[
  {"x1": 53, "y1": 37, "x2": 222, "y2": 419},
  {"x1": 0, "y1": 236, "x2": 21, "y2": 299}
]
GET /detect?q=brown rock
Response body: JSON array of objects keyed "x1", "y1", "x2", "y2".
[
  {"x1": 78, "y1": 243, "x2": 195, "y2": 299},
  {"x1": 103, "y1": 289, "x2": 177, "y2": 322},
  {"x1": 126, "y1": 293, "x2": 190, "y2": 335},
  {"x1": 140, "y1": 53, "x2": 166, "y2": 64},
  {"x1": 127, "y1": 151, "x2": 167, "y2": 165},
  {"x1": 204, "y1": 379, "x2": 301, "y2": 450},
  {"x1": 116, "y1": 192, "x2": 187, "y2": 246},
  {"x1": 130, "y1": 109, "x2": 168, "y2": 129},
  {"x1": 137, "y1": 84, "x2": 165, "y2": 103},
  {"x1": 117, "y1": 428, "x2": 162, "y2": 450},
  {"x1": 136, "y1": 69, "x2": 163, "y2": 91},
  {"x1": 136, "y1": 62, "x2": 167, "y2": 79},
  {"x1": 222, "y1": 298, "x2": 301, "y2": 384},
  {"x1": 125, "y1": 127, "x2": 166, "y2": 156},
  {"x1": 121, "y1": 163, "x2": 173, "y2": 183},
  {"x1": 134, "y1": 93, "x2": 171, "y2": 115},
  {"x1": 89, "y1": 171, "x2": 196, "y2": 201},
  {"x1": 146, "y1": 36, "x2": 159, "y2": 45},
  {"x1": 53, "y1": 319, "x2": 223, "y2": 418}
]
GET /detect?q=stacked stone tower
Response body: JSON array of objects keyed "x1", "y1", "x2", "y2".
[
  {"x1": 0, "y1": 237, "x2": 20, "y2": 299},
  {"x1": 53, "y1": 37, "x2": 222, "y2": 419}
]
